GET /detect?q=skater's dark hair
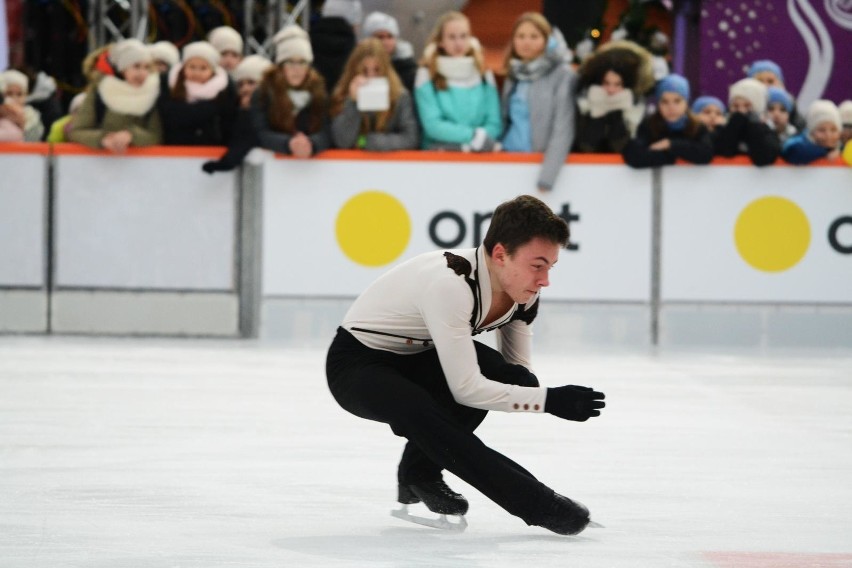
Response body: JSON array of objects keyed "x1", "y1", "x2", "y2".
[{"x1": 483, "y1": 195, "x2": 569, "y2": 256}]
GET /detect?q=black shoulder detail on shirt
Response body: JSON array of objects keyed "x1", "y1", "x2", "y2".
[
  {"x1": 444, "y1": 251, "x2": 478, "y2": 329},
  {"x1": 509, "y1": 297, "x2": 539, "y2": 326},
  {"x1": 444, "y1": 251, "x2": 472, "y2": 278}
]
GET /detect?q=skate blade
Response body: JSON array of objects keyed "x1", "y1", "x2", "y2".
[
  {"x1": 587, "y1": 520, "x2": 605, "y2": 529},
  {"x1": 391, "y1": 505, "x2": 468, "y2": 532}
]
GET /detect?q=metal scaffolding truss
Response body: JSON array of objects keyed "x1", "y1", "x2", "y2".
[{"x1": 86, "y1": 0, "x2": 311, "y2": 55}]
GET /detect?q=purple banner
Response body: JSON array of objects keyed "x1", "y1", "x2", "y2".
[{"x1": 699, "y1": 0, "x2": 852, "y2": 108}]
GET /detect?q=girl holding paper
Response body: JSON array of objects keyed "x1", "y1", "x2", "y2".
[{"x1": 330, "y1": 38, "x2": 419, "y2": 151}]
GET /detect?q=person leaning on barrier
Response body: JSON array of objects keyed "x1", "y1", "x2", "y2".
[
  {"x1": 622, "y1": 74, "x2": 713, "y2": 168},
  {"x1": 329, "y1": 38, "x2": 419, "y2": 151},
  {"x1": 157, "y1": 41, "x2": 238, "y2": 147},
  {"x1": 781, "y1": 100, "x2": 843, "y2": 165},
  {"x1": 250, "y1": 26, "x2": 331, "y2": 159},
  {"x1": 68, "y1": 39, "x2": 162, "y2": 152},
  {"x1": 0, "y1": 83, "x2": 26, "y2": 142},
  {"x1": 714, "y1": 78, "x2": 780, "y2": 166},
  {"x1": 500, "y1": 12, "x2": 576, "y2": 191},
  {"x1": 202, "y1": 55, "x2": 274, "y2": 174}
]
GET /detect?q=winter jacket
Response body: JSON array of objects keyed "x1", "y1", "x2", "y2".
[
  {"x1": 501, "y1": 54, "x2": 576, "y2": 189},
  {"x1": 68, "y1": 74, "x2": 162, "y2": 149},
  {"x1": 331, "y1": 91, "x2": 419, "y2": 151},
  {"x1": 414, "y1": 67, "x2": 502, "y2": 149},
  {"x1": 201, "y1": 108, "x2": 260, "y2": 172},
  {"x1": 310, "y1": 17, "x2": 356, "y2": 93},
  {"x1": 781, "y1": 131, "x2": 832, "y2": 165},
  {"x1": 249, "y1": 90, "x2": 331, "y2": 156},
  {"x1": 157, "y1": 69, "x2": 238, "y2": 146},
  {"x1": 622, "y1": 116, "x2": 714, "y2": 168},
  {"x1": 714, "y1": 111, "x2": 780, "y2": 166}
]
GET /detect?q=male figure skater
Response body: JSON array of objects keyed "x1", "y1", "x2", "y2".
[{"x1": 325, "y1": 195, "x2": 606, "y2": 534}]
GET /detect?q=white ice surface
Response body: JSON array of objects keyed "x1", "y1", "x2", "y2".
[{"x1": 1, "y1": 337, "x2": 851, "y2": 568}]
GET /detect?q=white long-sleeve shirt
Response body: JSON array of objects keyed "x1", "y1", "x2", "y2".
[{"x1": 343, "y1": 246, "x2": 548, "y2": 414}]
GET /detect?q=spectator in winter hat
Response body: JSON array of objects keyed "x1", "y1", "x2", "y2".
[
  {"x1": 251, "y1": 25, "x2": 330, "y2": 159},
  {"x1": 157, "y1": 40, "x2": 238, "y2": 146},
  {"x1": 714, "y1": 77, "x2": 779, "y2": 165},
  {"x1": 149, "y1": 41, "x2": 180, "y2": 74},
  {"x1": 0, "y1": 69, "x2": 44, "y2": 141},
  {"x1": 202, "y1": 54, "x2": 274, "y2": 174},
  {"x1": 691, "y1": 96, "x2": 726, "y2": 133},
  {"x1": 747, "y1": 59, "x2": 784, "y2": 89},
  {"x1": 361, "y1": 11, "x2": 417, "y2": 94},
  {"x1": 623, "y1": 73, "x2": 713, "y2": 168},
  {"x1": 839, "y1": 100, "x2": 852, "y2": 145},
  {"x1": 782, "y1": 99, "x2": 842, "y2": 165},
  {"x1": 310, "y1": 0, "x2": 362, "y2": 91},
  {"x1": 765, "y1": 86, "x2": 798, "y2": 144},
  {"x1": 0, "y1": 77, "x2": 26, "y2": 142},
  {"x1": 208, "y1": 26, "x2": 244, "y2": 74},
  {"x1": 68, "y1": 38, "x2": 162, "y2": 152}
]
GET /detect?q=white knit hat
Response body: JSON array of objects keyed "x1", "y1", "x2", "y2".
[
  {"x1": 182, "y1": 41, "x2": 221, "y2": 68},
  {"x1": 0, "y1": 69, "x2": 28, "y2": 93},
  {"x1": 149, "y1": 41, "x2": 180, "y2": 68},
  {"x1": 321, "y1": 0, "x2": 362, "y2": 26},
  {"x1": 273, "y1": 25, "x2": 313, "y2": 64},
  {"x1": 806, "y1": 100, "x2": 841, "y2": 131},
  {"x1": 839, "y1": 100, "x2": 852, "y2": 126},
  {"x1": 208, "y1": 26, "x2": 243, "y2": 55},
  {"x1": 233, "y1": 54, "x2": 273, "y2": 82},
  {"x1": 362, "y1": 11, "x2": 399, "y2": 38},
  {"x1": 109, "y1": 38, "x2": 152, "y2": 72},
  {"x1": 728, "y1": 77, "x2": 768, "y2": 115}
]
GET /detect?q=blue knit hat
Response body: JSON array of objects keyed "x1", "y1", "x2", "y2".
[
  {"x1": 766, "y1": 87, "x2": 793, "y2": 112},
  {"x1": 655, "y1": 73, "x2": 690, "y2": 101},
  {"x1": 691, "y1": 95, "x2": 726, "y2": 115},
  {"x1": 748, "y1": 60, "x2": 784, "y2": 84}
]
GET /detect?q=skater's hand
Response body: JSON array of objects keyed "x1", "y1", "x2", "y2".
[{"x1": 545, "y1": 385, "x2": 605, "y2": 421}]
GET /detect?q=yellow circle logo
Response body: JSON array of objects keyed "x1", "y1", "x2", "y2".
[
  {"x1": 336, "y1": 191, "x2": 411, "y2": 266},
  {"x1": 734, "y1": 196, "x2": 810, "y2": 272}
]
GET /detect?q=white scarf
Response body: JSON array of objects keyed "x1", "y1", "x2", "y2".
[
  {"x1": 288, "y1": 90, "x2": 311, "y2": 114},
  {"x1": 168, "y1": 64, "x2": 229, "y2": 102},
  {"x1": 436, "y1": 56, "x2": 480, "y2": 87},
  {"x1": 586, "y1": 85, "x2": 634, "y2": 118},
  {"x1": 97, "y1": 73, "x2": 160, "y2": 116}
]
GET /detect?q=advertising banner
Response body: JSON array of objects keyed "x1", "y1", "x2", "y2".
[
  {"x1": 661, "y1": 165, "x2": 852, "y2": 303},
  {"x1": 263, "y1": 156, "x2": 653, "y2": 301}
]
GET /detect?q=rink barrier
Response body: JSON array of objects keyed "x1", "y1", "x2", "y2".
[{"x1": 1, "y1": 146, "x2": 850, "y2": 343}]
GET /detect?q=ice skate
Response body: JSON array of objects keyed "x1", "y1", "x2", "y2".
[
  {"x1": 534, "y1": 492, "x2": 593, "y2": 536},
  {"x1": 390, "y1": 480, "x2": 469, "y2": 532}
]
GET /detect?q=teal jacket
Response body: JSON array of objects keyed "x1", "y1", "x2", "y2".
[{"x1": 414, "y1": 67, "x2": 502, "y2": 149}]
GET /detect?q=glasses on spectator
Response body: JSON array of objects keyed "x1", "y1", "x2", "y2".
[{"x1": 284, "y1": 59, "x2": 310, "y2": 68}]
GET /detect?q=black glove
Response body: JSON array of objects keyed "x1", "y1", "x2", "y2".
[
  {"x1": 201, "y1": 160, "x2": 236, "y2": 174},
  {"x1": 544, "y1": 385, "x2": 606, "y2": 422}
]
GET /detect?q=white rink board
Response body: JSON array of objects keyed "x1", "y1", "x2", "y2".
[
  {"x1": 263, "y1": 159, "x2": 653, "y2": 301},
  {"x1": 661, "y1": 166, "x2": 852, "y2": 303},
  {"x1": 0, "y1": 153, "x2": 46, "y2": 287},
  {"x1": 54, "y1": 155, "x2": 237, "y2": 290}
]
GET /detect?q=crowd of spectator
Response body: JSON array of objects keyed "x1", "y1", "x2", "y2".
[{"x1": 1, "y1": 4, "x2": 851, "y2": 189}]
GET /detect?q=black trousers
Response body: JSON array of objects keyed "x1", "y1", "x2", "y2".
[{"x1": 325, "y1": 327, "x2": 555, "y2": 524}]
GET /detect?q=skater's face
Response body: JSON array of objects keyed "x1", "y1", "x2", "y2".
[{"x1": 492, "y1": 237, "x2": 560, "y2": 305}]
